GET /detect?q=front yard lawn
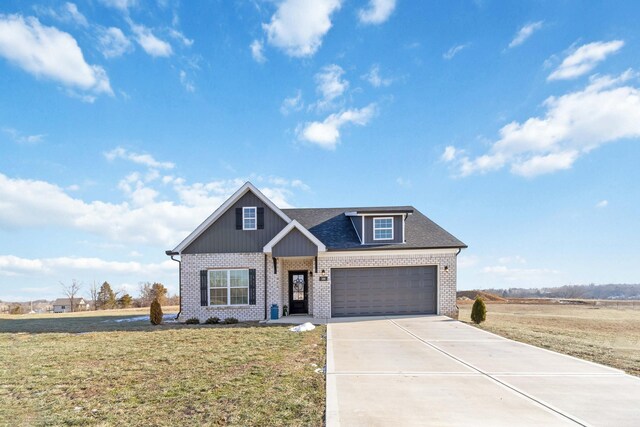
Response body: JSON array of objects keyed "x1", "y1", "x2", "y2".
[{"x1": 0, "y1": 311, "x2": 326, "y2": 426}]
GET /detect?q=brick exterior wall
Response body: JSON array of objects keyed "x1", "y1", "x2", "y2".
[
  {"x1": 313, "y1": 252, "x2": 459, "y2": 320},
  {"x1": 180, "y1": 253, "x2": 266, "y2": 322},
  {"x1": 180, "y1": 251, "x2": 458, "y2": 322}
]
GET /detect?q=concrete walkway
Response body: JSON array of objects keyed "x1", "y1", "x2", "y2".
[{"x1": 326, "y1": 316, "x2": 640, "y2": 426}]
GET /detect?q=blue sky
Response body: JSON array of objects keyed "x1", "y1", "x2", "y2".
[{"x1": 1, "y1": 0, "x2": 639, "y2": 301}]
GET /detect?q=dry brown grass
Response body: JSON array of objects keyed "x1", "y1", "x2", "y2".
[
  {"x1": 0, "y1": 310, "x2": 326, "y2": 426},
  {"x1": 459, "y1": 302, "x2": 640, "y2": 376}
]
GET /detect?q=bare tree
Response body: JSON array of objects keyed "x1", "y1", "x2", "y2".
[
  {"x1": 61, "y1": 280, "x2": 82, "y2": 313},
  {"x1": 89, "y1": 281, "x2": 99, "y2": 311}
]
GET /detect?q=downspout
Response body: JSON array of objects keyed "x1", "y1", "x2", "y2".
[
  {"x1": 165, "y1": 250, "x2": 181, "y2": 320},
  {"x1": 264, "y1": 253, "x2": 268, "y2": 320},
  {"x1": 454, "y1": 247, "x2": 462, "y2": 318}
]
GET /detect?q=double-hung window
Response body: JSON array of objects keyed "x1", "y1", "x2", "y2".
[
  {"x1": 243, "y1": 207, "x2": 257, "y2": 230},
  {"x1": 373, "y1": 217, "x2": 393, "y2": 240},
  {"x1": 209, "y1": 269, "x2": 249, "y2": 306}
]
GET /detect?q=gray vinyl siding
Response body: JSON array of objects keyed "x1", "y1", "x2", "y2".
[
  {"x1": 349, "y1": 216, "x2": 363, "y2": 243},
  {"x1": 272, "y1": 229, "x2": 318, "y2": 257},
  {"x1": 363, "y1": 215, "x2": 404, "y2": 244},
  {"x1": 183, "y1": 191, "x2": 287, "y2": 254}
]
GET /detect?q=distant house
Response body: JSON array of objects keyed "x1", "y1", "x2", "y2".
[{"x1": 52, "y1": 298, "x2": 90, "y2": 313}]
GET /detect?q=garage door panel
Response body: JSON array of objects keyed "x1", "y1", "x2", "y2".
[{"x1": 331, "y1": 266, "x2": 437, "y2": 317}]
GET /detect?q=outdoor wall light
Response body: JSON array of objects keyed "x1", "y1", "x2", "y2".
[{"x1": 444, "y1": 266, "x2": 449, "y2": 271}]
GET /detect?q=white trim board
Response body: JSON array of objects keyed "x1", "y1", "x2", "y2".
[
  {"x1": 263, "y1": 219, "x2": 327, "y2": 253},
  {"x1": 318, "y1": 248, "x2": 460, "y2": 257},
  {"x1": 173, "y1": 181, "x2": 292, "y2": 253}
]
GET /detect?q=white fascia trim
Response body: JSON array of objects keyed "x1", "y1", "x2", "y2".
[
  {"x1": 263, "y1": 220, "x2": 327, "y2": 253},
  {"x1": 318, "y1": 248, "x2": 460, "y2": 257},
  {"x1": 173, "y1": 181, "x2": 292, "y2": 253}
]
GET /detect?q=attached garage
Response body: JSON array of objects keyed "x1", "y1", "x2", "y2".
[{"x1": 331, "y1": 266, "x2": 437, "y2": 317}]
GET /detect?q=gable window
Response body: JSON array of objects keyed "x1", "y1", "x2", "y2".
[
  {"x1": 243, "y1": 207, "x2": 257, "y2": 230},
  {"x1": 209, "y1": 269, "x2": 249, "y2": 306},
  {"x1": 373, "y1": 217, "x2": 394, "y2": 240}
]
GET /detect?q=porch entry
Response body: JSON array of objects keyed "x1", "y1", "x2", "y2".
[{"x1": 288, "y1": 271, "x2": 308, "y2": 314}]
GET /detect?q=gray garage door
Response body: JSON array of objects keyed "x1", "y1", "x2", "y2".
[{"x1": 331, "y1": 266, "x2": 437, "y2": 317}]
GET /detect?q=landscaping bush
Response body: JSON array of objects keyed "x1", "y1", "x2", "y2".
[
  {"x1": 471, "y1": 297, "x2": 487, "y2": 324},
  {"x1": 223, "y1": 317, "x2": 239, "y2": 324},
  {"x1": 204, "y1": 316, "x2": 220, "y2": 325},
  {"x1": 184, "y1": 318, "x2": 200, "y2": 325},
  {"x1": 149, "y1": 298, "x2": 163, "y2": 325}
]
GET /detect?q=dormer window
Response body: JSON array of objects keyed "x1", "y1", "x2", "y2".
[
  {"x1": 243, "y1": 207, "x2": 257, "y2": 230},
  {"x1": 373, "y1": 217, "x2": 393, "y2": 240}
]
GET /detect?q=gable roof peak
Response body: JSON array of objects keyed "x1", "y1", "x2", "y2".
[{"x1": 171, "y1": 181, "x2": 292, "y2": 253}]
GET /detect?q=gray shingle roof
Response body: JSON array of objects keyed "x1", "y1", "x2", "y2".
[
  {"x1": 282, "y1": 206, "x2": 466, "y2": 251},
  {"x1": 53, "y1": 298, "x2": 86, "y2": 306}
]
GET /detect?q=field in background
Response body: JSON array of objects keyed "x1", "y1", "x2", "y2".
[
  {"x1": 459, "y1": 301, "x2": 640, "y2": 377},
  {"x1": 0, "y1": 310, "x2": 326, "y2": 426}
]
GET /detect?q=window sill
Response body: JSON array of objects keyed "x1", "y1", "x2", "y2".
[{"x1": 207, "y1": 305, "x2": 251, "y2": 309}]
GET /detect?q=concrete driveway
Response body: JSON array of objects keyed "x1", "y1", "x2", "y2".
[{"x1": 326, "y1": 316, "x2": 640, "y2": 426}]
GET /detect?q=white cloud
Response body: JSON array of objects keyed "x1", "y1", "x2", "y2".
[
  {"x1": 458, "y1": 254, "x2": 479, "y2": 269},
  {"x1": 548, "y1": 40, "x2": 624, "y2": 81},
  {"x1": 250, "y1": 39, "x2": 266, "y2": 63},
  {"x1": 0, "y1": 172, "x2": 304, "y2": 247},
  {"x1": 443, "y1": 43, "x2": 469, "y2": 60},
  {"x1": 36, "y1": 3, "x2": 88, "y2": 27},
  {"x1": 280, "y1": 90, "x2": 304, "y2": 115},
  {"x1": 314, "y1": 64, "x2": 349, "y2": 110},
  {"x1": 441, "y1": 146, "x2": 458, "y2": 162},
  {"x1": 62, "y1": 3, "x2": 88, "y2": 27},
  {"x1": 0, "y1": 15, "x2": 112, "y2": 96},
  {"x1": 179, "y1": 70, "x2": 195, "y2": 92},
  {"x1": 444, "y1": 70, "x2": 640, "y2": 177},
  {"x1": 100, "y1": 0, "x2": 137, "y2": 11},
  {"x1": 395, "y1": 177, "x2": 411, "y2": 188},
  {"x1": 129, "y1": 21, "x2": 173, "y2": 57},
  {"x1": 596, "y1": 200, "x2": 608, "y2": 208},
  {"x1": 508, "y1": 21, "x2": 543, "y2": 48},
  {"x1": 362, "y1": 64, "x2": 392, "y2": 87},
  {"x1": 358, "y1": 0, "x2": 397, "y2": 25},
  {"x1": 482, "y1": 264, "x2": 559, "y2": 285},
  {"x1": 498, "y1": 255, "x2": 526, "y2": 265},
  {"x1": 0, "y1": 254, "x2": 173, "y2": 277},
  {"x1": 262, "y1": 0, "x2": 342, "y2": 58},
  {"x1": 168, "y1": 28, "x2": 193, "y2": 47},
  {"x1": 98, "y1": 27, "x2": 132, "y2": 58},
  {"x1": 297, "y1": 103, "x2": 376, "y2": 149},
  {"x1": 104, "y1": 147, "x2": 175, "y2": 169},
  {"x1": 2, "y1": 127, "x2": 45, "y2": 144}
]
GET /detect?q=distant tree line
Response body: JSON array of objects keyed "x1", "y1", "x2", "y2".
[
  {"x1": 0, "y1": 281, "x2": 180, "y2": 314},
  {"x1": 87, "y1": 281, "x2": 178, "y2": 310},
  {"x1": 481, "y1": 283, "x2": 640, "y2": 300}
]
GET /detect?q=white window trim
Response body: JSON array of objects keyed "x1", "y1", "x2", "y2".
[
  {"x1": 373, "y1": 217, "x2": 394, "y2": 241},
  {"x1": 208, "y1": 268, "x2": 250, "y2": 306},
  {"x1": 242, "y1": 206, "x2": 257, "y2": 230}
]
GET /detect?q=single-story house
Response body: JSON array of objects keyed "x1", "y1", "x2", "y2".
[
  {"x1": 166, "y1": 182, "x2": 466, "y2": 322},
  {"x1": 52, "y1": 298, "x2": 90, "y2": 313}
]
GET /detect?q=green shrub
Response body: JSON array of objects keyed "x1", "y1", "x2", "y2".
[
  {"x1": 150, "y1": 298, "x2": 163, "y2": 325},
  {"x1": 223, "y1": 317, "x2": 239, "y2": 324},
  {"x1": 471, "y1": 297, "x2": 487, "y2": 324},
  {"x1": 185, "y1": 318, "x2": 200, "y2": 325},
  {"x1": 204, "y1": 317, "x2": 220, "y2": 325}
]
